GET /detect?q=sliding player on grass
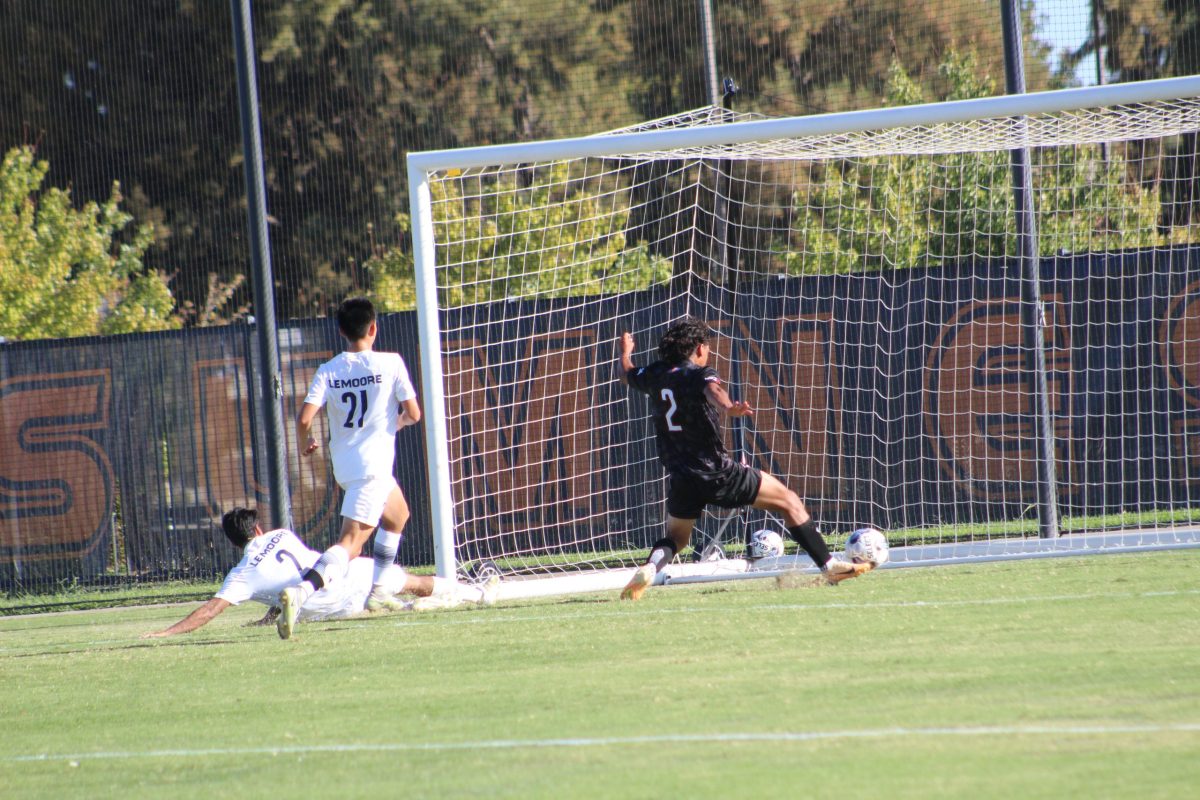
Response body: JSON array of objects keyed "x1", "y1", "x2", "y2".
[
  {"x1": 618, "y1": 317, "x2": 871, "y2": 600},
  {"x1": 142, "y1": 508, "x2": 495, "y2": 638},
  {"x1": 281, "y1": 297, "x2": 421, "y2": 639}
]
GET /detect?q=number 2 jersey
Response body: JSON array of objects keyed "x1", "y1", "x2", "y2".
[
  {"x1": 215, "y1": 529, "x2": 320, "y2": 606},
  {"x1": 303, "y1": 349, "x2": 417, "y2": 484},
  {"x1": 625, "y1": 360, "x2": 736, "y2": 478}
]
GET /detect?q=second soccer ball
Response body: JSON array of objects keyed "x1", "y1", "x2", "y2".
[
  {"x1": 748, "y1": 529, "x2": 786, "y2": 559},
  {"x1": 845, "y1": 527, "x2": 889, "y2": 566}
]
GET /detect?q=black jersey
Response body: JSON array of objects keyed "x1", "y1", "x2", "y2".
[{"x1": 626, "y1": 360, "x2": 735, "y2": 477}]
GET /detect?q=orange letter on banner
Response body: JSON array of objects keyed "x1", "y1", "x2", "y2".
[
  {"x1": 924, "y1": 297, "x2": 1073, "y2": 501},
  {"x1": 736, "y1": 316, "x2": 844, "y2": 513},
  {"x1": 0, "y1": 371, "x2": 114, "y2": 558},
  {"x1": 444, "y1": 330, "x2": 600, "y2": 538},
  {"x1": 1159, "y1": 278, "x2": 1200, "y2": 483}
]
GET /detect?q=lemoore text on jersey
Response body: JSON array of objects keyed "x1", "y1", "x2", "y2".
[{"x1": 328, "y1": 374, "x2": 383, "y2": 389}]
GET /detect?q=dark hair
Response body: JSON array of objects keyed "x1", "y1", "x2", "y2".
[
  {"x1": 336, "y1": 297, "x2": 376, "y2": 341},
  {"x1": 658, "y1": 316, "x2": 713, "y2": 363},
  {"x1": 221, "y1": 507, "x2": 259, "y2": 548}
]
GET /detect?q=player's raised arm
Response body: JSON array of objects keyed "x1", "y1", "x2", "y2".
[
  {"x1": 141, "y1": 597, "x2": 231, "y2": 638},
  {"x1": 704, "y1": 380, "x2": 753, "y2": 417},
  {"x1": 618, "y1": 332, "x2": 636, "y2": 382}
]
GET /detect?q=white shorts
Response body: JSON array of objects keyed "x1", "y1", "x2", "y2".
[
  {"x1": 340, "y1": 475, "x2": 400, "y2": 526},
  {"x1": 298, "y1": 560, "x2": 407, "y2": 622}
]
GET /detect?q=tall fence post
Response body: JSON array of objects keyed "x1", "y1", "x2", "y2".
[
  {"x1": 1001, "y1": 0, "x2": 1061, "y2": 538},
  {"x1": 697, "y1": 0, "x2": 731, "y2": 288},
  {"x1": 230, "y1": 0, "x2": 292, "y2": 531}
]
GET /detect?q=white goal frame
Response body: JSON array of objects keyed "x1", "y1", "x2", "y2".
[{"x1": 408, "y1": 74, "x2": 1200, "y2": 595}]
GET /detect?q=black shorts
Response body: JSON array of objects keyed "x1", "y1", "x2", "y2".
[{"x1": 665, "y1": 464, "x2": 762, "y2": 520}]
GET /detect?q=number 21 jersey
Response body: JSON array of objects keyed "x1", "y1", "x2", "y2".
[{"x1": 304, "y1": 350, "x2": 417, "y2": 484}]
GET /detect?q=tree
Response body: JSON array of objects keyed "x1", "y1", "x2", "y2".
[
  {"x1": 1059, "y1": 2, "x2": 1200, "y2": 227},
  {"x1": 0, "y1": 146, "x2": 177, "y2": 340},
  {"x1": 368, "y1": 163, "x2": 673, "y2": 310},
  {"x1": 0, "y1": 0, "x2": 1065, "y2": 325},
  {"x1": 787, "y1": 52, "x2": 1167, "y2": 276},
  {"x1": 0, "y1": 1, "x2": 246, "y2": 323},
  {"x1": 605, "y1": 0, "x2": 1055, "y2": 122}
]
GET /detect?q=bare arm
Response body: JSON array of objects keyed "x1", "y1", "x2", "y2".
[
  {"x1": 398, "y1": 397, "x2": 421, "y2": 428},
  {"x1": 618, "y1": 332, "x2": 636, "y2": 383},
  {"x1": 297, "y1": 402, "x2": 322, "y2": 457},
  {"x1": 141, "y1": 597, "x2": 232, "y2": 638},
  {"x1": 704, "y1": 381, "x2": 753, "y2": 418}
]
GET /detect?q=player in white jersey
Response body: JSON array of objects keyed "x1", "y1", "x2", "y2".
[
  {"x1": 282, "y1": 297, "x2": 423, "y2": 639},
  {"x1": 143, "y1": 508, "x2": 496, "y2": 638}
]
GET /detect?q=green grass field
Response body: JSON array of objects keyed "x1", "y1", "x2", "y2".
[{"x1": 2, "y1": 551, "x2": 1197, "y2": 799}]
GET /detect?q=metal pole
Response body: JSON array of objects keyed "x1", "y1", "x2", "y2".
[
  {"x1": 1093, "y1": 0, "x2": 1108, "y2": 161},
  {"x1": 697, "y1": 0, "x2": 729, "y2": 287},
  {"x1": 698, "y1": 0, "x2": 720, "y2": 107},
  {"x1": 1001, "y1": 0, "x2": 1060, "y2": 538},
  {"x1": 230, "y1": 0, "x2": 292, "y2": 531},
  {"x1": 408, "y1": 163, "x2": 457, "y2": 580}
]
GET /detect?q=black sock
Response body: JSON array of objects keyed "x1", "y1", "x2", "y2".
[
  {"x1": 646, "y1": 538, "x2": 678, "y2": 570},
  {"x1": 787, "y1": 520, "x2": 831, "y2": 568},
  {"x1": 301, "y1": 569, "x2": 325, "y2": 592}
]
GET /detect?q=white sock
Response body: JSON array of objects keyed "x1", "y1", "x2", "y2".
[
  {"x1": 311, "y1": 544, "x2": 350, "y2": 594},
  {"x1": 372, "y1": 530, "x2": 403, "y2": 585}
]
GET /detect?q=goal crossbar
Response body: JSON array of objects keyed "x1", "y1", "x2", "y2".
[{"x1": 408, "y1": 75, "x2": 1200, "y2": 173}]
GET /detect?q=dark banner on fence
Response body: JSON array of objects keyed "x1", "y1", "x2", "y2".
[
  {"x1": 4, "y1": 246, "x2": 1200, "y2": 591},
  {"x1": 0, "y1": 314, "x2": 431, "y2": 592}
]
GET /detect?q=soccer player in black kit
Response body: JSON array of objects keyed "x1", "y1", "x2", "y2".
[{"x1": 618, "y1": 316, "x2": 871, "y2": 600}]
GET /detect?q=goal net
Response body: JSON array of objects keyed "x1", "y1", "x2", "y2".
[{"x1": 407, "y1": 76, "x2": 1200, "y2": 592}]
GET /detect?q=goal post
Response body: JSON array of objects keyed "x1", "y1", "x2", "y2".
[{"x1": 407, "y1": 75, "x2": 1200, "y2": 596}]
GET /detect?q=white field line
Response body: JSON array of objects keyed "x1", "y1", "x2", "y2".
[
  {"x1": 7, "y1": 723, "x2": 1200, "y2": 763},
  {"x1": 1, "y1": 588, "x2": 1198, "y2": 654}
]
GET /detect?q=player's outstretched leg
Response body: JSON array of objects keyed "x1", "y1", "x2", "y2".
[
  {"x1": 366, "y1": 529, "x2": 405, "y2": 611},
  {"x1": 477, "y1": 574, "x2": 501, "y2": 606},
  {"x1": 621, "y1": 532, "x2": 683, "y2": 601},
  {"x1": 822, "y1": 559, "x2": 873, "y2": 584},
  {"x1": 277, "y1": 586, "x2": 301, "y2": 640},
  {"x1": 409, "y1": 575, "x2": 501, "y2": 612},
  {"x1": 366, "y1": 591, "x2": 411, "y2": 612},
  {"x1": 620, "y1": 563, "x2": 656, "y2": 601}
]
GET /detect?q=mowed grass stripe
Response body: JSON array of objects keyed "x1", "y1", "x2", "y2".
[
  {"x1": 7, "y1": 722, "x2": 1200, "y2": 762},
  {"x1": 1, "y1": 583, "x2": 1197, "y2": 656}
]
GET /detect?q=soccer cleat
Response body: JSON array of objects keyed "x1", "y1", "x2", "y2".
[
  {"x1": 478, "y1": 574, "x2": 501, "y2": 606},
  {"x1": 412, "y1": 593, "x2": 463, "y2": 612},
  {"x1": 366, "y1": 586, "x2": 411, "y2": 613},
  {"x1": 277, "y1": 587, "x2": 301, "y2": 640},
  {"x1": 822, "y1": 559, "x2": 873, "y2": 585},
  {"x1": 620, "y1": 564, "x2": 656, "y2": 601}
]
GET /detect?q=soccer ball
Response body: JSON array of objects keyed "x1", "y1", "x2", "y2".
[
  {"x1": 845, "y1": 527, "x2": 889, "y2": 566},
  {"x1": 748, "y1": 529, "x2": 786, "y2": 559}
]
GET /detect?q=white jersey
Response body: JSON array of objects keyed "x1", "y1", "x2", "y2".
[
  {"x1": 215, "y1": 529, "x2": 320, "y2": 606},
  {"x1": 304, "y1": 349, "x2": 416, "y2": 484}
]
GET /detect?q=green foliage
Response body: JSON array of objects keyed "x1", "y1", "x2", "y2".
[
  {"x1": 0, "y1": 0, "x2": 1067, "y2": 325},
  {"x1": 787, "y1": 52, "x2": 1169, "y2": 276},
  {"x1": 0, "y1": 146, "x2": 177, "y2": 340},
  {"x1": 369, "y1": 164, "x2": 672, "y2": 310}
]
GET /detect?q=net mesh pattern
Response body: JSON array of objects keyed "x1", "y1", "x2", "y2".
[{"x1": 421, "y1": 96, "x2": 1200, "y2": 577}]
